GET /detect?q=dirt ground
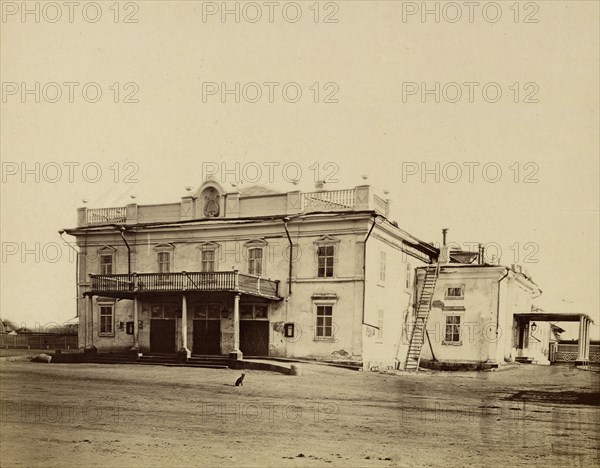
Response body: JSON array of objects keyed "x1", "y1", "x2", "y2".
[{"x1": 0, "y1": 361, "x2": 598, "y2": 467}]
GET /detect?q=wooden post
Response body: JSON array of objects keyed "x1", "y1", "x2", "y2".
[{"x1": 577, "y1": 315, "x2": 585, "y2": 362}]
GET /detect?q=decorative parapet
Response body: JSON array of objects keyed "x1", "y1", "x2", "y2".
[
  {"x1": 80, "y1": 207, "x2": 127, "y2": 226},
  {"x1": 126, "y1": 204, "x2": 138, "y2": 225},
  {"x1": 287, "y1": 191, "x2": 302, "y2": 214},
  {"x1": 75, "y1": 185, "x2": 390, "y2": 227},
  {"x1": 180, "y1": 196, "x2": 195, "y2": 221},
  {"x1": 225, "y1": 192, "x2": 241, "y2": 218}
]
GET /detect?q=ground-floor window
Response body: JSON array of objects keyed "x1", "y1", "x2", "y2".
[
  {"x1": 315, "y1": 304, "x2": 334, "y2": 339},
  {"x1": 444, "y1": 315, "x2": 461, "y2": 344},
  {"x1": 99, "y1": 304, "x2": 114, "y2": 336}
]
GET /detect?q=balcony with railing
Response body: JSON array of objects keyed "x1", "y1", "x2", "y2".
[
  {"x1": 88, "y1": 271, "x2": 281, "y2": 300},
  {"x1": 76, "y1": 184, "x2": 390, "y2": 227}
]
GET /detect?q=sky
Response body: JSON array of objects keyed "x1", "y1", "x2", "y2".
[{"x1": 1, "y1": 0, "x2": 598, "y2": 339}]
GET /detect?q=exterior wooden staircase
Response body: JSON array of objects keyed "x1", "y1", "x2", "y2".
[{"x1": 404, "y1": 263, "x2": 440, "y2": 372}]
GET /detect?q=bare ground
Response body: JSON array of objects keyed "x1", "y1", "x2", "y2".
[{"x1": 0, "y1": 361, "x2": 598, "y2": 467}]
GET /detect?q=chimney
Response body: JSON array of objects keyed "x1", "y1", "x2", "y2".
[
  {"x1": 438, "y1": 228, "x2": 450, "y2": 264},
  {"x1": 314, "y1": 180, "x2": 325, "y2": 191}
]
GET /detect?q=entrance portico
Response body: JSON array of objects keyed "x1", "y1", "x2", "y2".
[
  {"x1": 514, "y1": 312, "x2": 594, "y2": 365},
  {"x1": 82, "y1": 270, "x2": 281, "y2": 360}
]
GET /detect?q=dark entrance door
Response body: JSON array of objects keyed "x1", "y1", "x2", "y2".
[
  {"x1": 193, "y1": 320, "x2": 221, "y2": 355},
  {"x1": 240, "y1": 321, "x2": 269, "y2": 356},
  {"x1": 150, "y1": 319, "x2": 176, "y2": 354}
]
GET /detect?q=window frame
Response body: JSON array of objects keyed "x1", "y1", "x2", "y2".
[
  {"x1": 197, "y1": 242, "x2": 219, "y2": 272},
  {"x1": 313, "y1": 300, "x2": 336, "y2": 341},
  {"x1": 445, "y1": 285, "x2": 465, "y2": 300},
  {"x1": 245, "y1": 240, "x2": 267, "y2": 276},
  {"x1": 154, "y1": 244, "x2": 175, "y2": 274},
  {"x1": 98, "y1": 303, "x2": 115, "y2": 337},
  {"x1": 247, "y1": 247, "x2": 264, "y2": 276},
  {"x1": 157, "y1": 251, "x2": 171, "y2": 273},
  {"x1": 378, "y1": 251, "x2": 386, "y2": 283},
  {"x1": 313, "y1": 236, "x2": 340, "y2": 279},
  {"x1": 97, "y1": 246, "x2": 116, "y2": 275},
  {"x1": 376, "y1": 309, "x2": 384, "y2": 341},
  {"x1": 443, "y1": 314, "x2": 462, "y2": 345},
  {"x1": 317, "y1": 245, "x2": 335, "y2": 278},
  {"x1": 239, "y1": 303, "x2": 269, "y2": 321}
]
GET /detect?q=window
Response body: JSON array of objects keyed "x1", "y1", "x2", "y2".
[
  {"x1": 248, "y1": 248, "x2": 263, "y2": 275},
  {"x1": 405, "y1": 262, "x2": 412, "y2": 290},
  {"x1": 240, "y1": 304, "x2": 268, "y2": 320},
  {"x1": 316, "y1": 305, "x2": 333, "y2": 338},
  {"x1": 99, "y1": 305, "x2": 114, "y2": 336},
  {"x1": 154, "y1": 244, "x2": 175, "y2": 274},
  {"x1": 100, "y1": 254, "x2": 113, "y2": 275},
  {"x1": 444, "y1": 315, "x2": 461, "y2": 343},
  {"x1": 201, "y1": 249, "x2": 215, "y2": 272},
  {"x1": 198, "y1": 242, "x2": 219, "y2": 272},
  {"x1": 379, "y1": 251, "x2": 386, "y2": 282},
  {"x1": 157, "y1": 252, "x2": 171, "y2": 273},
  {"x1": 446, "y1": 286, "x2": 464, "y2": 299},
  {"x1": 377, "y1": 309, "x2": 384, "y2": 340},
  {"x1": 317, "y1": 246, "x2": 335, "y2": 278}
]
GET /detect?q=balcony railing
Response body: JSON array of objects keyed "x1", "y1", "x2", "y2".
[
  {"x1": 76, "y1": 186, "x2": 390, "y2": 227},
  {"x1": 89, "y1": 271, "x2": 281, "y2": 299},
  {"x1": 301, "y1": 189, "x2": 356, "y2": 212},
  {"x1": 87, "y1": 207, "x2": 127, "y2": 225}
]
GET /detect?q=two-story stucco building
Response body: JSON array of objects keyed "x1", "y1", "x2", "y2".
[{"x1": 64, "y1": 178, "x2": 438, "y2": 369}]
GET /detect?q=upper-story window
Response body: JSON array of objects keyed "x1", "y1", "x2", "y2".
[
  {"x1": 202, "y1": 250, "x2": 215, "y2": 272},
  {"x1": 445, "y1": 286, "x2": 464, "y2": 299},
  {"x1": 97, "y1": 246, "x2": 116, "y2": 275},
  {"x1": 245, "y1": 240, "x2": 266, "y2": 276},
  {"x1": 198, "y1": 242, "x2": 219, "y2": 272},
  {"x1": 154, "y1": 244, "x2": 175, "y2": 273},
  {"x1": 379, "y1": 251, "x2": 386, "y2": 282},
  {"x1": 317, "y1": 246, "x2": 335, "y2": 278},
  {"x1": 157, "y1": 252, "x2": 171, "y2": 273},
  {"x1": 314, "y1": 235, "x2": 339, "y2": 279},
  {"x1": 100, "y1": 254, "x2": 113, "y2": 275},
  {"x1": 248, "y1": 248, "x2": 263, "y2": 275}
]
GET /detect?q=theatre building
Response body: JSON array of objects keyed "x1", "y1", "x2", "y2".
[{"x1": 64, "y1": 179, "x2": 437, "y2": 368}]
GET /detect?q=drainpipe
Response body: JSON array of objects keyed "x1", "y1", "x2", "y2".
[
  {"x1": 283, "y1": 217, "x2": 293, "y2": 296},
  {"x1": 362, "y1": 214, "x2": 379, "y2": 326},
  {"x1": 495, "y1": 267, "x2": 510, "y2": 340},
  {"x1": 118, "y1": 226, "x2": 132, "y2": 275},
  {"x1": 59, "y1": 230, "x2": 80, "y2": 315}
]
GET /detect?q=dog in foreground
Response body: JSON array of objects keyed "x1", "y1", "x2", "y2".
[{"x1": 235, "y1": 373, "x2": 245, "y2": 386}]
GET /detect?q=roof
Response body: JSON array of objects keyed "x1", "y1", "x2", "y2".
[
  {"x1": 238, "y1": 185, "x2": 281, "y2": 196},
  {"x1": 514, "y1": 312, "x2": 594, "y2": 324}
]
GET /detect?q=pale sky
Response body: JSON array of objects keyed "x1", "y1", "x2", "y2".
[{"x1": 1, "y1": 1, "x2": 598, "y2": 339}]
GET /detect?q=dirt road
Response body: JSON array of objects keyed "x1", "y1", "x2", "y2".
[{"x1": 1, "y1": 362, "x2": 598, "y2": 467}]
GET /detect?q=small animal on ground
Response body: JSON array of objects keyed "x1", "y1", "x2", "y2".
[{"x1": 235, "y1": 373, "x2": 245, "y2": 386}]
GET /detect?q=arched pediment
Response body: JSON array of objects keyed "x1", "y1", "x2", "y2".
[{"x1": 314, "y1": 235, "x2": 341, "y2": 245}]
